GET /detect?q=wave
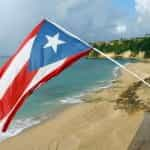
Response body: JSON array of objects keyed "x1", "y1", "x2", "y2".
[
  {"x1": 59, "y1": 65, "x2": 124, "y2": 104},
  {"x1": 113, "y1": 66, "x2": 121, "y2": 78},
  {"x1": 59, "y1": 81, "x2": 114, "y2": 104},
  {"x1": 60, "y1": 94, "x2": 84, "y2": 104},
  {"x1": 0, "y1": 118, "x2": 40, "y2": 142}
]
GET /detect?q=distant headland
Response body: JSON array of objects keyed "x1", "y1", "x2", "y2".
[{"x1": 88, "y1": 35, "x2": 150, "y2": 59}]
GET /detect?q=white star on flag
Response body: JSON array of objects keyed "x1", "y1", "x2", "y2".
[{"x1": 44, "y1": 33, "x2": 66, "y2": 53}]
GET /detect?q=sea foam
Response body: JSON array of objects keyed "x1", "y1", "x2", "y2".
[{"x1": 0, "y1": 118, "x2": 40, "y2": 142}]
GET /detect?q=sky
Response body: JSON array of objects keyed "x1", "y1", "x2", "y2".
[{"x1": 0, "y1": 0, "x2": 150, "y2": 55}]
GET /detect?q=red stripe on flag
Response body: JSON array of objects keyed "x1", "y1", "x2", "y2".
[
  {"x1": 0, "y1": 20, "x2": 44, "y2": 78},
  {"x1": 2, "y1": 49, "x2": 91, "y2": 132},
  {"x1": 0, "y1": 63, "x2": 37, "y2": 119}
]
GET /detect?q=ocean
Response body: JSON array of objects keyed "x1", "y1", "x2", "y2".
[{"x1": 0, "y1": 56, "x2": 136, "y2": 141}]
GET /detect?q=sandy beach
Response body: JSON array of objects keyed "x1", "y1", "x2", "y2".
[{"x1": 0, "y1": 61, "x2": 150, "y2": 150}]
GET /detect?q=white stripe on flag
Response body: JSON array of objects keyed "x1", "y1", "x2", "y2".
[
  {"x1": 0, "y1": 37, "x2": 36, "y2": 99},
  {"x1": 23, "y1": 58, "x2": 66, "y2": 95}
]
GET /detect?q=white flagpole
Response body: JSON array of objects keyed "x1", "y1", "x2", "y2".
[{"x1": 92, "y1": 48, "x2": 150, "y2": 88}]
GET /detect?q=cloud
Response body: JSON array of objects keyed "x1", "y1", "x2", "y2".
[
  {"x1": 135, "y1": 0, "x2": 150, "y2": 17},
  {"x1": 0, "y1": 0, "x2": 149, "y2": 55},
  {"x1": 0, "y1": 0, "x2": 116, "y2": 54},
  {"x1": 134, "y1": 0, "x2": 150, "y2": 33},
  {"x1": 114, "y1": 24, "x2": 127, "y2": 35}
]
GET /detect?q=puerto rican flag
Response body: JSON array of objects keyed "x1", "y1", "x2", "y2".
[{"x1": 0, "y1": 19, "x2": 92, "y2": 132}]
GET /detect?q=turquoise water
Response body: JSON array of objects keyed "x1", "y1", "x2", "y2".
[{"x1": 0, "y1": 56, "x2": 136, "y2": 140}]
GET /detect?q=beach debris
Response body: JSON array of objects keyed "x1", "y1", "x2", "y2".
[{"x1": 116, "y1": 77, "x2": 150, "y2": 113}]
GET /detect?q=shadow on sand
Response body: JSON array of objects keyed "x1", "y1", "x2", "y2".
[{"x1": 128, "y1": 112, "x2": 150, "y2": 150}]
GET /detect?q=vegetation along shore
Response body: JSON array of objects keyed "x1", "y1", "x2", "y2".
[{"x1": 88, "y1": 35, "x2": 150, "y2": 59}]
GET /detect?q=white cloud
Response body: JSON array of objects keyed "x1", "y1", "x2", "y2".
[
  {"x1": 115, "y1": 24, "x2": 127, "y2": 34},
  {"x1": 55, "y1": 0, "x2": 80, "y2": 19},
  {"x1": 135, "y1": 0, "x2": 150, "y2": 29},
  {"x1": 135, "y1": 0, "x2": 150, "y2": 16}
]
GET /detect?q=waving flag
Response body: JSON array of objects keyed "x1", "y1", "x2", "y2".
[{"x1": 0, "y1": 19, "x2": 91, "y2": 132}]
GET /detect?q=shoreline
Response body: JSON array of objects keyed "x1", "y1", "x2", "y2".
[
  {"x1": 0, "y1": 60, "x2": 122, "y2": 142},
  {"x1": 87, "y1": 53, "x2": 150, "y2": 62},
  {"x1": 0, "y1": 61, "x2": 150, "y2": 150},
  {"x1": 0, "y1": 103, "x2": 76, "y2": 142}
]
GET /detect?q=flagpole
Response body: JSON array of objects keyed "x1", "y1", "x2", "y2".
[{"x1": 92, "y1": 48, "x2": 150, "y2": 88}]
